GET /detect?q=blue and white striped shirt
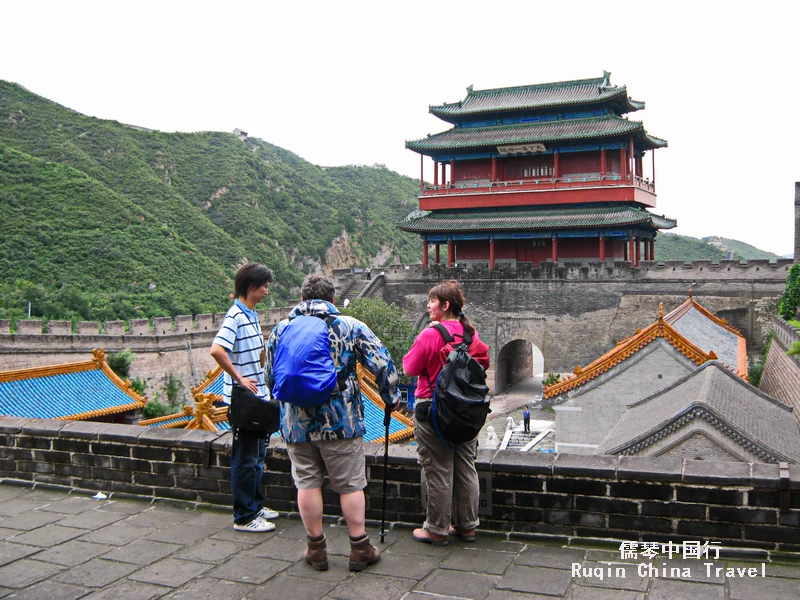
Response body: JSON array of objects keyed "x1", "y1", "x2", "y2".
[{"x1": 213, "y1": 300, "x2": 266, "y2": 403}]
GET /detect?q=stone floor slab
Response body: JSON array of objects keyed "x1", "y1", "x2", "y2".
[
  {"x1": 145, "y1": 522, "x2": 221, "y2": 545},
  {"x1": 101, "y1": 539, "x2": 183, "y2": 565},
  {"x1": 79, "y1": 523, "x2": 157, "y2": 546},
  {"x1": 415, "y1": 569, "x2": 501, "y2": 600},
  {"x1": 440, "y1": 547, "x2": 517, "y2": 575},
  {"x1": 80, "y1": 581, "x2": 172, "y2": 600},
  {"x1": 100, "y1": 500, "x2": 152, "y2": 515},
  {"x1": 516, "y1": 545, "x2": 587, "y2": 569},
  {"x1": 208, "y1": 526, "x2": 277, "y2": 545},
  {"x1": 283, "y1": 558, "x2": 356, "y2": 583},
  {"x1": 0, "y1": 528, "x2": 19, "y2": 541},
  {"x1": 386, "y1": 534, "x2": 457, "y2": 557},
  {"x1": 649, "y1": 577, "x2": 725, "y2": 600},
  {"x1": 207, "y1": 556, "x2": 291, "y2": 585},
  {"x1": 657, "y1": 559, "x2": 725, "y2": 583},
  {"x1": 570, "y1": 587, "x2": 645, "y2": 600},
  {"x1": 56, "y1": 509, "x2": 128, "y2": 531},
  {"x1": 174, "y1": 538, "x2": 249, "y2": 563},
  {"x1": 245, "y1": 573, "x2": 335, "y2": 600},
  {"x1": 40, "y1": 497, "x2": 102, "y2": 515},
  {"x1": 34, "y1": 540, "x2": 116, "y2": 567},
  {"x1": 497, "y1": 564, "x2": 573, "y2": 596},
  {"x1": 0, "y1": 540, "x2": 41, "y2": 567},
  {"x1": 4, "y1": 579, "x2": 91, "y2": 600},
  {"x1": 730, "y1": 574, "x2": 800, "y2": 599},
  {"x1": 0, "y1": 509, "x2": 64, "y2": 530},
  {"x1": 9, "y1": 524, "x2": 88, "y2": 547},
  {"x1": 330, "y1": 572, "x2": 416, "y2": 600},
  {"x1": 244, "y1": 535, "x2": 306, "y2": 560},
  {"x1": 163, "y1": 576, "x2": 257, "y2": 599},
  {"x1": 0, "y1": 558, "x2": 65, "y2": 588},
  {"x1": 123, "y1": 507, "x2": 193, "y2": 529},
  {"x1": 127, "y1": 557, "x2": 214, "y2": 587},
  {"x1": 365, "y1": 550, "x2": 441, "y2": 580},
  {"x1": 52, "y1": 557, "x2": 140, "y2": 588},
  {"x1": 575, "y1": 561, "x2": 649, "y2": 591}
]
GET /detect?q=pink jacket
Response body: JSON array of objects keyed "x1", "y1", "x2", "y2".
[{"x1": 403, "y1": 321, "x2": 490, "y2": 398}]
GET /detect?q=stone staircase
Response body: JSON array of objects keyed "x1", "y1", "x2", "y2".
[
  {"x1": 504, "y1": 429, "x2": 538, "y2": 450},
  {"x1": 339, "y1": 279, "x2": 371, "y2": 307}
]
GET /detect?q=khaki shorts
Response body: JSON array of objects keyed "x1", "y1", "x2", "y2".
[{"x1": 285, "y1": 437, "x2": 366, "y2": 494}]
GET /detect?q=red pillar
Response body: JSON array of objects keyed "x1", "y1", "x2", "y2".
[
  {"x1": 624, "y1": 239, "x2": 628, "y2": 261},
  {"x1": 600, "y1": 149, "x2": 607, "y2": 177},
  {"x1": 635, "y1": 237, "x2": 641, "y2": 265},
  {"x1": 491, "y1": 156, "x2": 497, "y2": 181},
  {"x1": 435, "y1": 244, "x2": 440, "y2": 264},
  {"x1": 441, "y1": 162, "x2": 446, "y2": 187},
  {"x1": 433, "y1": 161, "x2": 438, "y2": 187},
  {"x1": 620, "y1": 148, "x2": 627, "y2": 178},
  {"x1": 450, "y1": 160, "x2": 455, "y2": 186},
  {"x1": 643, "y1": 238, "x2": 650, "y2": 261},
  {"x1": 422, "y1": 241, "x2": 429, "y2": 268},
  {"x1": 489, "y1": 238, "x2": 495, "y2": 269},
  {"x1": 629, "y1": 137, "x2": 635, "y2": 178},
  {"x1": 447, "y1": 240, "x2": 454, "y2": 267},
  {"x1": 553, "y1": 152, "x2": 560, "y2": 178},
  {"x1": 628, "y1": 235, "x2": 634, "y2": 264},
  {"x1": 599, "y1": 235, "x2": 605, "y2": 262},
  {"x1": 551, "y1": 237, "x2": 558, "y2": 262},
  {"x1": 650, "y1": 239, "x2": 656, "y2": 261}
]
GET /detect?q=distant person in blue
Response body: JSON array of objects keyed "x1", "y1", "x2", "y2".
[
  {"x1": 210, "y1": 263, "x2": 280, "y2": 533},
  {"x1": 266, "y1": 274, "x2": 401, "y2": 572},
  {"x1": 523, "y1": 406, "x2": 531, "y2": 433}
]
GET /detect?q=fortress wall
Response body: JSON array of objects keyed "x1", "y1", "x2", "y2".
[{"x1": 2, "y1": 416, "x2": 798, "y2": 551}]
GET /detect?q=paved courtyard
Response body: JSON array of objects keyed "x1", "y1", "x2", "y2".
[{"x1": 0, "y1": 483, "x2": 798, "y2": 599}]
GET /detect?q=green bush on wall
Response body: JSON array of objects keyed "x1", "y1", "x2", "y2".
[{"x1": 778, "y1": 264, "x2": 800, "y2": 320}]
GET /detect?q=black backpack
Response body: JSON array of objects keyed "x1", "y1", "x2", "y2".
[{"x1": 424, "y1": 324, "x2": 491, "y2": 445}]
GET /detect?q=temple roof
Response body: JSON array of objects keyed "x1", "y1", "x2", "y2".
[
  {"x1": 429, "y1": 72, "x2": 645, "y2": 122},
  {"x1": 406, "y1": 115, "x2": 667, "y2": 154},
  {"x1": 664, "y1": 292, "x2": 748, "y2": 379},
  {"x1": 399, "y1": 206, "x2": 677, "y2": 234},
  {"x1": 0, "y1": 349, "x2": 147, "y2": 420},
  {"x1": 544, "y1": 304, "x2": 714, "y2": 399},
  {"x1": 596, "y1": 361, "x2": 800, "y2": 463},
  {"x1": 139, "y1": 393, "x2": 231, "y2": 432}
]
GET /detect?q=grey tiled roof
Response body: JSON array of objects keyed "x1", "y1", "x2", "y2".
[
  {"x1": 669, "y1": 306, "x2": 739, "y2": 367},
  {"x1": 596, "y1": 362, "x2": 800, "y2": 463}
]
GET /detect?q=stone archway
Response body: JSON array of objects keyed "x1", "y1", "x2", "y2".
[{"x1": 495, "y1": 339, "x2": 544, "y2": 394}]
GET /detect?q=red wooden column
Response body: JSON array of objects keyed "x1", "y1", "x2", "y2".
[
  {"x1": 620, "y1": 148, "x2": 627, "y2": 178},
  {"x1": 643, "y1": 238, "x2": 650, "y2": 261},
  {"x1": 450, "y1": 160, "x2": 455, "y2": 186},
  {"x1": 624, "y1": 239, "x2": 628, "y2": 261},
  {"x1": 489, "y1": 238, "x2": 495, "y2": 269},
  {"x1": 419, "y1": 155, "x2": 424, "y2": 193},
  {"x1": 599, "y1": 235, "x2": 605, "y2": 262},
  {"x1": 629, "y1": 137, "x2": 635, "y2": 178},
  {"x1": 422, "y1": 241, "x2": 429, "y2": 268},
  {"x1": 491, "y1": 157, "x2": 497, "y2": 181},
  {"x1": 435, "y1": 244, "x2": 440, "y2": 264},
  {"x1": 551, "y1": 236, "x2": 558, "y2": 262},
  {"x1": 553, "y1": 152, "x2": 560, "y2": 179},
  {"x1": 650, "y1": 239, "x2": 656, "y2": 261},
  {"x1": 600, "y1": 149, "x2": 607, "y2": 177},
  {"x1": 441, "y1": 162, "x2": 446, "y2": 187},
  {"x1": 635, "y1": 237, "x2": 641, "y2": 265},
  {"x1": 628, "y1": 234, "x2": 634, "y2": 264},
  {"x1": 447, "y1": 240, "x2": 454, "y2": 267},
  {"x1": 433, "y1": 161, "x2": 439, "y2": 187}
]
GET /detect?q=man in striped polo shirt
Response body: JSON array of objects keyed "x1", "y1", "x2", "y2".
[{"x1": 210, "y1": 263, "x2": 280, "y2": 533}]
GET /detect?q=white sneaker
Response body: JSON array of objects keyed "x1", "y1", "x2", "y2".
[
  {"x1": 259, "y1": 507, "x2": 279, "y2": 520},
  {"x1": 233, "y1": 517, "x2": 275, "y2": 533}
]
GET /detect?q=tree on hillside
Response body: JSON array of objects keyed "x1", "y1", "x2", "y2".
[{"x1": 343, "y1": 298, "x2": 417, "y2": 381}]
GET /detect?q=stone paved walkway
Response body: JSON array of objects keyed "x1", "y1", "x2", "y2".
[{"x1": 0, "y1": 483, "x2": 798, "y2": 599}]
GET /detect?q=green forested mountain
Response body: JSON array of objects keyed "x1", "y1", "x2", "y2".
[
  {"x1": 655, "y1": 233, "x2": 783, "y2": 262},
  {"x1": 0, "y1": 81, "x2": 420, "y2": 322}
]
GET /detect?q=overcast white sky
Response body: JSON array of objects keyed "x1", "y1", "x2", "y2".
[{"x1": 2, "y1": 1, "x2": 798, "y2": 255}]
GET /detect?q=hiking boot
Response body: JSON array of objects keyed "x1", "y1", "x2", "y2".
[
  {"x1": 349, "y1": 534, "x2": 380, "y2": 571},
  {"x1": 304, "y1": 534, "x2": 328, "y2": 571}
]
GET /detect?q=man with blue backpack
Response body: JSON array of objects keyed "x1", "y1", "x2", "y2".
[{"x1": 266, "y1": 275, "x2": 401, "y2": 572}]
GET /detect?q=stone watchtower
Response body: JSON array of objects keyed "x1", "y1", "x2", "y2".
[{"x1": 795, "y1": 182, "x2": 800, "y2": 263}]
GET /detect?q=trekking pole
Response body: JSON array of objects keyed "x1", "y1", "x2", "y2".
[{"x1": 380, "y1": 402, "x2": 391, "y2": 543}]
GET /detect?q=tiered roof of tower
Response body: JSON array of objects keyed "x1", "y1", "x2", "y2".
[{"x1": 0, "y1": 349, "x2": 147, "y2": 420}]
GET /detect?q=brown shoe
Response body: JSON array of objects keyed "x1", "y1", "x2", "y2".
[
  {"x1": 304, "y1": 534, "x2": 328, "y2": 571},
  {"x1": 349, "y1": 534, "x2": 381, "y2": 571}
]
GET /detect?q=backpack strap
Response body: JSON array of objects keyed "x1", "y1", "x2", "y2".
[
  {"x1": 321, "y1": 314, "x2": 348, "y2": 392},
  {"x1": 431, "y1": 323, "x2": 453, "y2": 343}
]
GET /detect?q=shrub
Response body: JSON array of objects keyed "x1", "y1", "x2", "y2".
[
  {"x1": 543, "y1": 372, "x2": 561, "y2": 386},
  {"x1": 778, "y1": 264, "x2": 800, "y2": 320},
  {"x1": 106, "y1": 348, "x2": 135, "y2": 379}
]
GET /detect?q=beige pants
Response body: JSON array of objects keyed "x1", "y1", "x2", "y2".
[{"x1": 414, "y1": 415, "x2": 480, "y2": 536}]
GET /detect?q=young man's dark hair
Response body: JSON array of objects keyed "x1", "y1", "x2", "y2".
[
  {"x1": 234, "y1": 264, "x2": 273, "y2": 299},
  {"x1": 300, "y1": 275, "x2": 335, "y2": 303}
]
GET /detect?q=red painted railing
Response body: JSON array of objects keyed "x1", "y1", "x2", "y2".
[{"x1": 422, "y1": 174, "x2": 655, "y2": 196}]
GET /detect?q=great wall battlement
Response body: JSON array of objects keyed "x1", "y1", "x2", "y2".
[{"x1": 0, "y1": 259, "x2": 791, "y2": 396}]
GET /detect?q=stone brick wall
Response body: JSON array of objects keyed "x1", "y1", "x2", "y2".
[
  {"x1": 760, "y1": 320, "x2": 800, "y2": 420},
  {"x1": 1, "y1": 416, "x2": 798, "y2": 551}
]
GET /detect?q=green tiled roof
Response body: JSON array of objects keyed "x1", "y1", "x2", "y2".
[
  {"x1": 430, "y1": 73, "x2": 645, "y2": 121},
  {"x1": 406, "y1": 115, "x2": 666, "y2": 153},
  {"x1": 399, "y1": 207, "x2": 677, "y2": 234}
]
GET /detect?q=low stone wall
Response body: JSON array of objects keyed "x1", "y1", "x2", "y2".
[
  {"x1": 760, "y1": 319, "x2": 800, "y2": 420},
  {"x1": 1, "y1": 417, "x2": 798, "y2": 551}
]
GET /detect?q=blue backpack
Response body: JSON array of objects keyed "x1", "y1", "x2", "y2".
[{"x1": 272, "y1": 315, "x2": 341, "y2": 407}]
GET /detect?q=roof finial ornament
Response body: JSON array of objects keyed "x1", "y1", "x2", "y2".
[
  {"x1": 658, "y1": 302, "x2": 664, "y2": 319},
  {"x1": 688, "y1": 288, "x2": 693, "y2": 299},
  {"x1": 466, "y1": 84, "x2": 473, "y2": 94}
]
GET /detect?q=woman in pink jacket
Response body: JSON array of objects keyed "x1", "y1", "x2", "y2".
[{"x1": 403, "y1": 280, "x2": 490, "y2": 546}]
